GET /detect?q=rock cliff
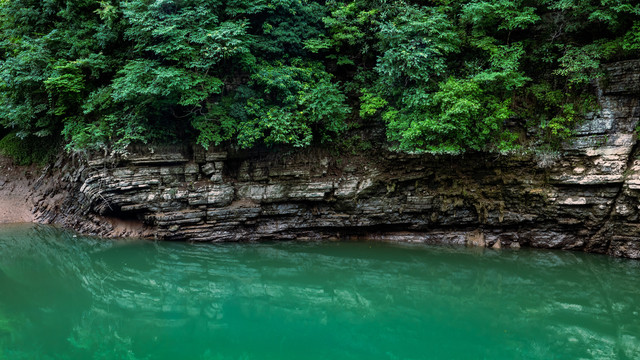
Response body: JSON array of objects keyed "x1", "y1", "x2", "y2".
[{"x1": 32, "y1": 60, "x2": 640, "y2": 258}]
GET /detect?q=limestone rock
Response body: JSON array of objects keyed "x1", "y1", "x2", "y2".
[{"x1": 27, "y1": 59, "x2": 640, "y2": 259}]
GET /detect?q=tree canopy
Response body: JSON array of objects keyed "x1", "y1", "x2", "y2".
[{"x1": 0, "y1": 0, "x2": 638, "y2": 159}]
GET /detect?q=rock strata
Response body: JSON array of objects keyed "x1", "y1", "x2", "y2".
[{"x1": 31, "y1": 60, "x2": 640, "y2": 258}]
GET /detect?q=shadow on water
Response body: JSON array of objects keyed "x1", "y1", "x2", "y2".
[{"x1": 0, "y1": 224, "x2": 640, "y2": 359}]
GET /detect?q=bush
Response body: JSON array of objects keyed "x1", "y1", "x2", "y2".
[{"x1": 0, "y1": 133, "x2": 59, "y2": 166}]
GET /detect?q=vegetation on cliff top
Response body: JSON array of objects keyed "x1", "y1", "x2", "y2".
[{"x1": 0, "y1": 0, "x2": 638, "y2": 159}]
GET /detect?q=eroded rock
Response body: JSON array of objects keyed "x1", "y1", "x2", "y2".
[{"x1": 25, "y1": 60, "x2": 640, "y2": 259}]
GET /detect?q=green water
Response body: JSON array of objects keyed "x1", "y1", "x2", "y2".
[{"x1": 0, "y1": 225, "x2": 639, "y2": 359}]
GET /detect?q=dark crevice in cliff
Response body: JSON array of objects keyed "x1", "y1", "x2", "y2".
[{"x1": 589, "y1": 113, "x2": 640, "y2": 254}]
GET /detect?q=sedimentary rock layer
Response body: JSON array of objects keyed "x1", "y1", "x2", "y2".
[{"x1": 32, "y1": 60, "x2": 640, "y2": 258}]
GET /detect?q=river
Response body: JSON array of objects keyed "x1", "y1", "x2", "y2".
[{"x1": 0, "y1": 224, "x2": 639, "y2": 359}]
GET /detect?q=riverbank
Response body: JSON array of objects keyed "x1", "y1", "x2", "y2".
[
  {"x1": 0, "y1": 155, "x2": 150, "y2": 239},
  {"x1": 51, "y1": 61, "x2": 638, "y2": 258},
  {"x1": 1, "y1": 60, "x2": 639, "y2": 259},
  {"x1": 0, "y1": 156, "x2": 35, "y2": 224}
]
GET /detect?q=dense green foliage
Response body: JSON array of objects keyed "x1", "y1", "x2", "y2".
[{"x1": 0, "y1": 0, "x2": 638, "y2": 157}]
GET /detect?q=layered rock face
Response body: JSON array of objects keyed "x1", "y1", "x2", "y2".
[{"x1": 34, "y1": 60, "x2": 640, "y2": 258}]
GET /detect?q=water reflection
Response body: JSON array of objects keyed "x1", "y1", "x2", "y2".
[{"x1": 0, "y1": 224, "x2": 639, "y2": 359}]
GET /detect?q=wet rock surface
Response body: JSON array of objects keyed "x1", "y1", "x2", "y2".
[{"x1": 30, "y1": 60, "x2": 640, "y2": 258}]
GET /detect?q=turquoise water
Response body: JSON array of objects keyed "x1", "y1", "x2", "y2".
[{"x1": 0, "y1": 225, "x2": 639, "y2": 359}]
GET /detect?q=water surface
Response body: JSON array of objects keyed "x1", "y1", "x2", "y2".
[{"x1": 0, "y1": 224, "x2": 639, "y2": 359}]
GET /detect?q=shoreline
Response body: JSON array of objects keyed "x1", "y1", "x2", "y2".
[{"x1": 0, "y1": 157, "x2": 36, "y2": 224}]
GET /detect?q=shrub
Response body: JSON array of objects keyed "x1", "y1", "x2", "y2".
[{"x1": 0, "y1": 133, "x2": 59, "y2": 166}]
